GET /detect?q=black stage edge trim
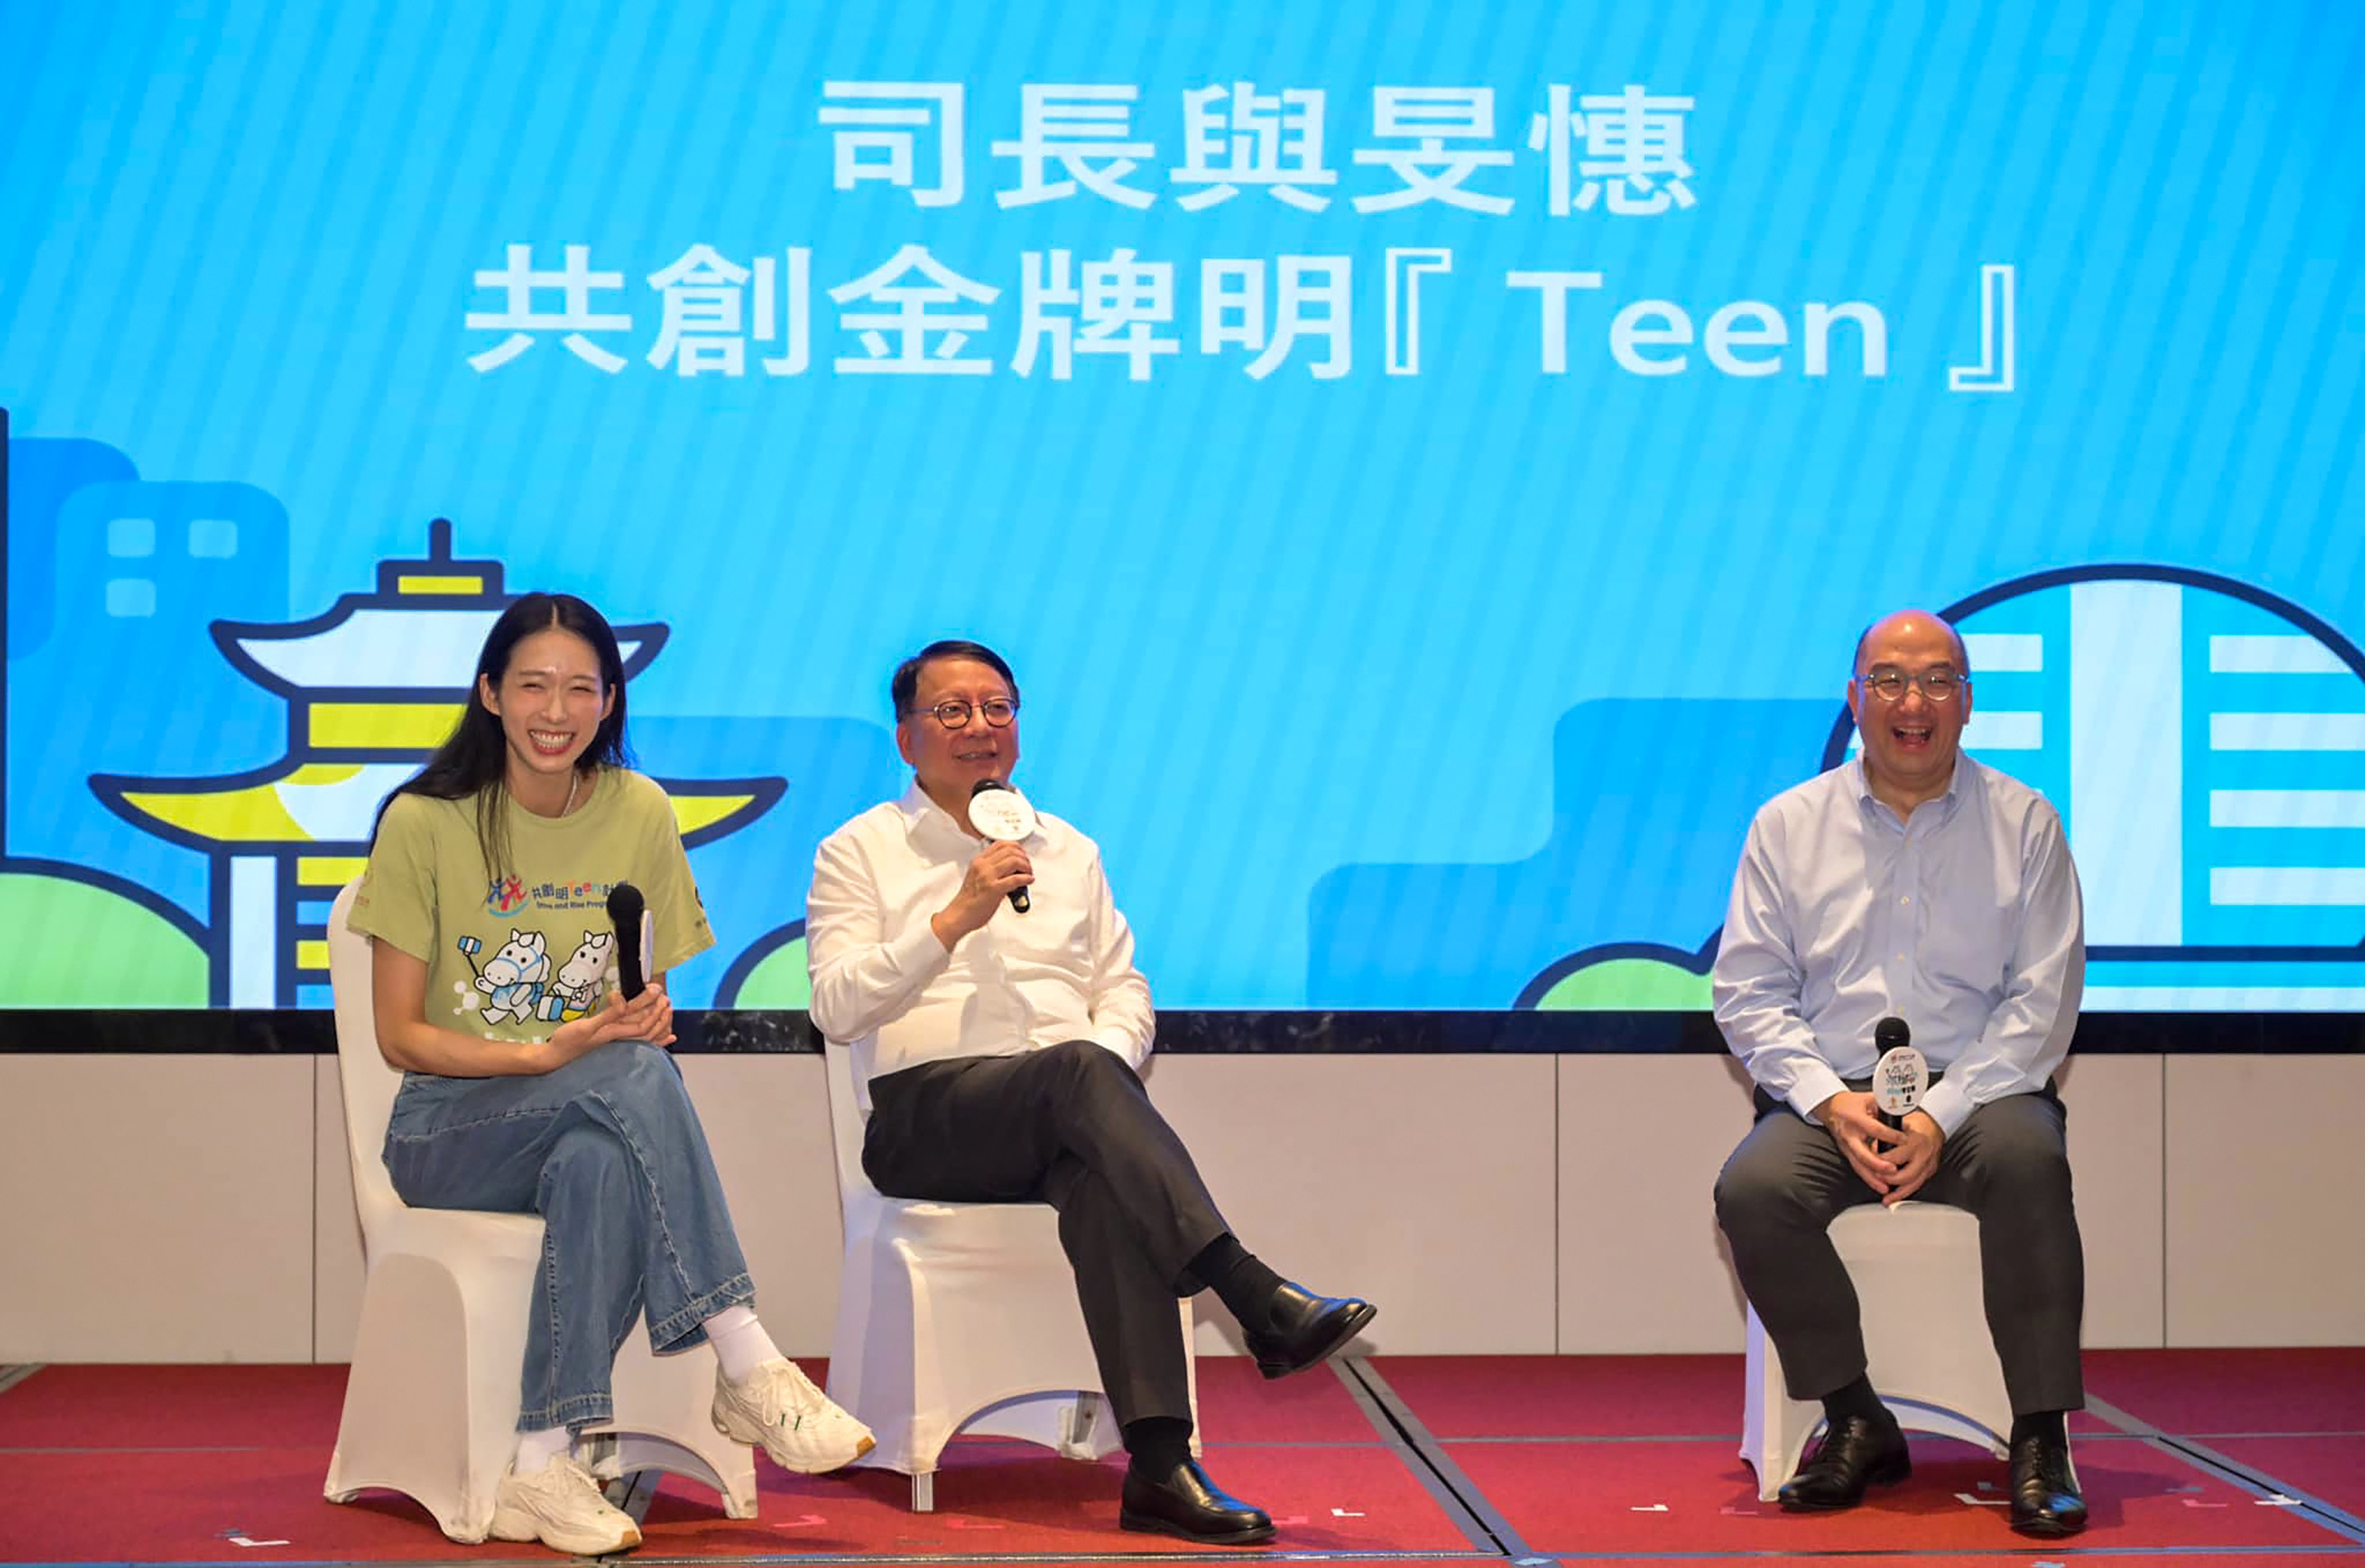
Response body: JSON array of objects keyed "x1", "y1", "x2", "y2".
[{"x1": 2, "y1": 1009, "x2": 2360, "y2": 1054}]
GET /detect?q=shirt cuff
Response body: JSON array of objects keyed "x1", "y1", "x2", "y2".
[
  {"x1": 1786, "y1": 1063, "x2": 1849, "y2": 1123},
  {"x1": 1918, "y1": 1077, "x2": 1972, "y2": 1138},
  {"x1": 1087, "y1": 1025, "x2": 1149, "y2": 1070},
  {"x1": 889, "y1": 917, "x2": 956, "y2": 984}
]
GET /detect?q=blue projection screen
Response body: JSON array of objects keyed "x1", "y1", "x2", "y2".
[{"x1": 4, "y1": 1, "x2": 2363, "y2": 1020}]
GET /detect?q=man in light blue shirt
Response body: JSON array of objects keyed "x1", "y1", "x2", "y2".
[{"x1": 1713, "y1": 608, "x2": 2088, "y2": 1539}]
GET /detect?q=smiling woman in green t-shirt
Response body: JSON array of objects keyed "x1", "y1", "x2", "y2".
[{"x1": 348, "y1": 592, "x2": 871, "y2": 1555}]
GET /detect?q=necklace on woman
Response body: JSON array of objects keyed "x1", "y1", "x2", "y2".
[{"x1": 561, "y1": 770, "x2": 580, "y2": 816}]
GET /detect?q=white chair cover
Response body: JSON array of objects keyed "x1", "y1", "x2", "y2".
[
  {"x1": 1741, "y1": 1200, "x2": 2021, "y2": 1501},
  {"x1": 320, "y1": 879, "x2": 757, "y2": 1540},
  {"x1": 821, "y1": 1042, "x2": 1196, "y2": 1511}
]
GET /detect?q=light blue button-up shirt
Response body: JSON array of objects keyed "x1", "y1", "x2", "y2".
[{"x1": 1711, "y1": 754, "x2": 2084, "y2": 1136}]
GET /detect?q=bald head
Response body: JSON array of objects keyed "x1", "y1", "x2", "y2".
[
  {"x1": 1848, "y1": 607, "x2": 1975, "y2": 817},
  {"x1": 1853, "y1": 609, "x2": 1969, "y2": 678}
]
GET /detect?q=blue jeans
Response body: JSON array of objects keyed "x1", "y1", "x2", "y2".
[{"x1": 382, "y1": 1042, "x2": 755, "y2": 1432}]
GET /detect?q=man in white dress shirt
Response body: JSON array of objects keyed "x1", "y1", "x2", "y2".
[
  {"x1": 807, "y1": 640, "x2": 1375, "y2": 1546},
  {"x1": 1712, "y1": 609, "x2": 2088, "y2": 1537}
]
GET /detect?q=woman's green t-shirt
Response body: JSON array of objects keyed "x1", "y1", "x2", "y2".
[{"x1": 350, "y1": 768, "x2": 714, "y2": 1043}]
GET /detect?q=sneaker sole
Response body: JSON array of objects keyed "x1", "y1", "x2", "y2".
[
  {"x1": 714, "y1": 1407, "x2": 878, "y2": 1473},
  {"x1": 489, "y1": 1506, "x2": 642, "y2": 1555}
]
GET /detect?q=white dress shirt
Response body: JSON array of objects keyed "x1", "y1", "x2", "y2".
[
  {"x1": 807, "y1": 783, "x2": 1155, "y2": 1111},
  {"x1": 1711, "y1": 755, "x2": 2085, "y2": 1136}
]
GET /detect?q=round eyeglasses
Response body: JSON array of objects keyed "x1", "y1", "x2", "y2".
[
  {"x1": 914, "y1": 697, "x2": 1020, "y2": 729},
  {"x1": 1857, "y1": 668, "x2": 1965, "y2": 703}
]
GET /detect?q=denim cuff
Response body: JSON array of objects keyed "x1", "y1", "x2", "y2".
[
  {"x1": 521, "y1": 1390, "x2": 616, "y2": 1434},
  {"x1": 647, "y1": 1272, "x2": 756, "y2": 1352}
]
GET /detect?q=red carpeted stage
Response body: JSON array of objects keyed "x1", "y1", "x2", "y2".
[{"x1": 2, "y1": 1350, "x2": 2360, "y2": 1566}]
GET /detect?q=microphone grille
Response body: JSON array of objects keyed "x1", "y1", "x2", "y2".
[
  {"x1": 1874, "y1": 1016, "x2": 1911, "y2": 1050},
  {"x1": 971, "y1": 778, "x2": 1005, "y2": 797},
  {"x1": 605, "y1": 881, "x2": 645, "y2": 927}
]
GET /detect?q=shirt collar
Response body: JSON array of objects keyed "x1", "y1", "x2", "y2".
[
  {"x1": 896, "y1": 781, "x2": 960, "y2": 841},
  {"x1": 900, "y1": 775, "x2": 1065, "y2": 850},
  {"x1": 1848, "y1": 751, "x2": 1975, "y2": 821},
  {"x1": 898, "y1": 779, "x2": 1040, "y2": 849},
  {"x1": 1944, "y1": 752, "x2": 1976, "y2": 803}
]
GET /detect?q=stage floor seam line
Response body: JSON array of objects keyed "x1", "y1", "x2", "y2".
[
  {"x1": 9, "y1": 1556, "x2": 2365, "y2": 1568},
  {"x1": 0, "y1": 1560, "x2": 568, "y2": 1568},
  {"x1": 10, "y1": 1359, "x2": 2363, "y2": 1565},
  {"x1": 1334, "y1": 1353, "x2": 1494, "y2": 1551},
  {"x1": 1527, "y1": 1551, "x2": 2365, "y2": 1562},
  {"x1": 2157, "y1": 1431, "x2": 2365, "y2": 1542},
  {"x1": 2086, "y1": 1393, "x2": 2365, "y2": 1547},
  {"x1": 0, "y1": 1444, "x2": 274, "y2": 1454},
  {"x1": 613, "y1": 1465, "x2": 665, "y2": 1543},
  {"x1": 610, "y1": 1560, "x2": 1504, "y2": 1568},
  {"x1": 1420, "y1": 1426, "x2": 2364, "y2": 1445},
  {"x1": 1341, "y1": 1358, "x2": 1552, "y2": 1567}
]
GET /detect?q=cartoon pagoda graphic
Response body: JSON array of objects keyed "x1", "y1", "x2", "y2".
[{"x1": 92, "y1": 520, "x2": 782, "y2": 1007}]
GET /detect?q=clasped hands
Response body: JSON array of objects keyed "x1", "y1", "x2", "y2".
[
  {"x1": 1814, "y1": 1089, "x2": 1945, "y2": 1205},
  {"x1": 543, "y1": 981, "x2": 676, "y2": 1066}
]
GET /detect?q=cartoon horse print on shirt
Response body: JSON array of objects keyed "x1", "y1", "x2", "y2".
[
  {"x1": 478, "y1": 930, "x2": 550, "y2": 1025},
  {"x1": 541, "y1": 930, "x2": 614, "y2": 1021}
]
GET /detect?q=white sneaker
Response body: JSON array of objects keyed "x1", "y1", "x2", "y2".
[
  {"x1": 488, "y1": 1453, "x2": 643, "y2": 1555},
  {"x1": 712, "y1": 1356, "x2": 876, "y2": 1473}
]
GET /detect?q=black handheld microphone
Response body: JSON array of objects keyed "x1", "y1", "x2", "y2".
[
  {"x1": 605, "y1": 882, "x2": 650, "y2": 999},
  {"x1": 969, "y1": 778, "x2": 1036, "y2": 913},
  {"x1": 1871, "y1": 1016, "x2": 1928, "y2": 1132}
]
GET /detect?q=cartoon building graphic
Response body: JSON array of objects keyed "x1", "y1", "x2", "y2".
[
  {"x1": 89, "y1": 521, "x2": 782, "y2": 1006},
  {"x1": 1501, "y1": 565, "x2": 2365, "y2": 1013},
  {"x1": 1826, "y1": 567, "x2": 2365, "y2": 1009}
]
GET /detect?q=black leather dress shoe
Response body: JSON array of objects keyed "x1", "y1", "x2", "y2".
[
  {"x1": 1777, "y1": 1412, "x2": 1911, "y2": 1511},
  {"x1": 1240, "y1": 1282, "x2": 1377, "y2": 1379},
  {"x1": 1119, "y1": 1459, "x2": 1276, "y2": 1544},
  {"x1": 2009, "y1": 1429, "x2": 2087, "y2": 1537}
]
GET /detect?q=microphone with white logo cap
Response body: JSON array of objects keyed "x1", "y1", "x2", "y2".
[
  {"x1": 1871, "y1": 1016, "x2": 1928, "y2": 1133},
  {"x1": 968, "y1": 779, "x2": 1037, "y2": 913}
]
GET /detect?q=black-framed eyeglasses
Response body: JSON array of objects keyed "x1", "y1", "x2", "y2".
[
  {"x1": 913, "y1": 696, "x2": 1020, "y2": 729},
  {"x1": 1857, "y1": 667, "x2": 1966, "y2": 703}
]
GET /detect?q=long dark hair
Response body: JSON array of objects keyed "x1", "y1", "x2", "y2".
[{"x1": 370, "y1": 593, "x2": 633, "y2": 877}]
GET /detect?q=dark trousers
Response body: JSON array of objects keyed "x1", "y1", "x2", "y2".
[
  {"x1": 861, "y1": 1040, "x2": 1232, "y2": 1430},
  {"x1": 1713, "y1": 1082, "x2": 2085, "y2": 1416}
]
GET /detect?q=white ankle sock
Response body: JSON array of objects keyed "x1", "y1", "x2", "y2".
[
  {"x1": 513, "y1": 1424, "x2": 571, "y2": 1476},
  {"x1": 704, "y1": 1303, "x2": 781, "y2": 1384}
]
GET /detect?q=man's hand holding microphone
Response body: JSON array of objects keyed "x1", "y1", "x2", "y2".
[
  {"x1": 1814, "y1": 1017, "x2": 1943, "y2": 1205},
  {"x1": 931, "y1": 780, "x2": 1038, "y2": 951}
]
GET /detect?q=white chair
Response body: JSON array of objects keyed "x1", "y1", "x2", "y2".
[
  {"x1": 1741, "y1": 1200, "x2": 2021, "y2": 1502},
  {"x1": 822, "y1": 1043, "x2": 1197, "y2": 1511},
  {"x1": 321, "y1": 880, "x2": 757, "y2": 1540}
]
